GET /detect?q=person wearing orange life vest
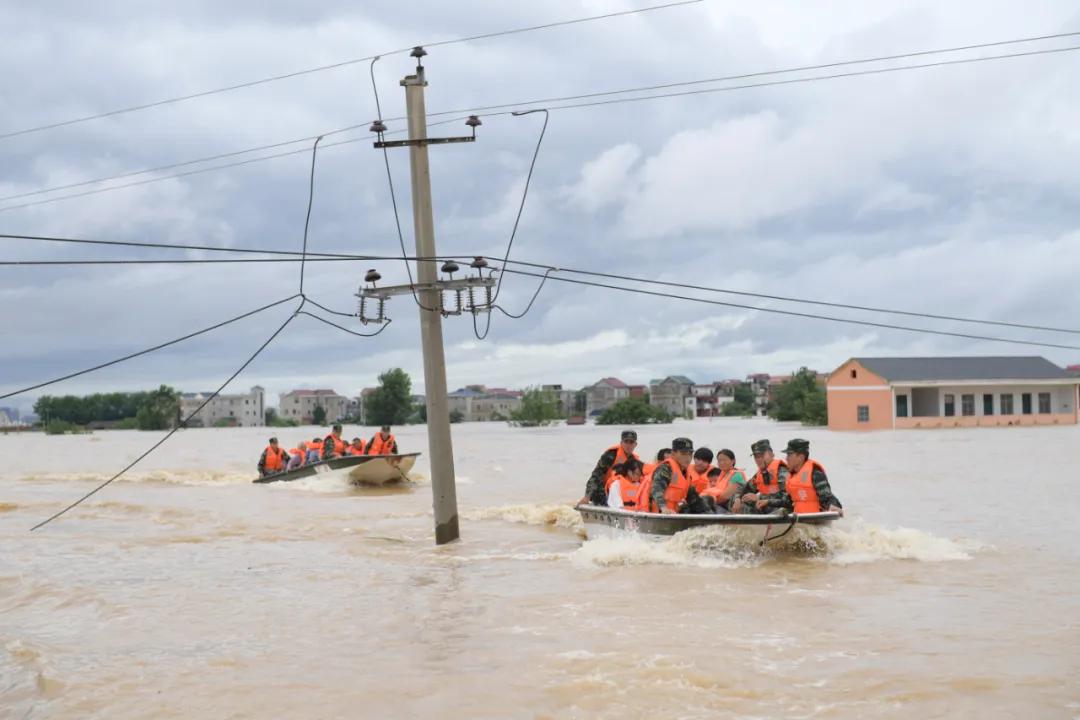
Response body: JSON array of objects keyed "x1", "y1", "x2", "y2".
[
  {"x1": 304, "y1": 437, "x2": 324, "y2": 464},
  {"x1": 344, "y1": 437, "x2": 366, "y2": 455},
  {"x1": 579, "y1": 430, "x2": 640, "y2": 507},
  {"x1": 322, "y1": 423, "x2": 348, "y2": 460},
  {"x1": 642, "y1": 448, "x2": 671, "y2": 479},
  {"x1": 257, "y1": 437, "x2": 290, "y2": 477},
  {"x1": 782, "y1": 438, "x2": 842, "y2": 515},
  {"x1": 367, "y1": 426, "x2": 398, "y2": 455},
  {"x1": 686, "y1": 447, "x2": 714, "y2": 494},
  {"x1": 285, "y1": 443, "x2": 306, "y2": 471},
  {"x1": 646, "y1": 437, "x2": 709, "y2": 514},
  {"x1": 606, "y1": 459, "x2": 646, "y2": 511},
  {"x1": 701, "y1": 448, "x2": 748, "y2": 513},
  {"x1": 735, "y1": 439, "x2": 790, "y2": 514}
]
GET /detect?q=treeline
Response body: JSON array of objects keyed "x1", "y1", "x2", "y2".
[
  {"x1": 769, "y1": 367, "x2": 827, "y2": 425},
  {"x1": 34, "y1": 385, "x2": 180, "y2": 431}
]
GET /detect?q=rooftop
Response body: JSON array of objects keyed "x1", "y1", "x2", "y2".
[
  {"x1": 595, "y1": 377, "x2": 629, "y2": 389},
  {"x1": 851, "y1": 356, "x2": 1074, "y2": 382}
]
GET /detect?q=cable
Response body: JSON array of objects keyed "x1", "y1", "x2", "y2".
[
  {"x1": 7, "y1": 38, "x2": 1077, "y2": 212},
  {"x1": 0, "y1": 257, "x2": 377, "y2": 266},
  {"x1": 30, "y1": 298, "x2": 302, "y2": 531},
  {"x1": 1, "y1": 0, "x2": 702, "y2": 141},
  {"x1": 298, "y1": 136, "x2": 322, "y2": 295},
  {"x1": 299, "y1": 310, "x2": 391, "y2": 337},
  {"x1": 473, "y1": 109, "x2": 549, "y2": 340},
  {"x1": 496, "y1": 266, "x2": 1080, "y2": 351},
  {"x1": 0, "y1": 294, "x2": 301, "y2": 401},
  {"x1": 304, "y1": 297, "x2": 358, "y2": 319},
  {"x1": 5, "y1": 231, "x2": 1078, "y2": 336},
  {"x1": 493, "y1": 257, "x2": 1080, "y2": 336},
  {"x1": 494, "y1": 268, "x2": 555, "y2": 319}
]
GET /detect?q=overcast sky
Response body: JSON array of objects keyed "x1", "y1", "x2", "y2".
[{"x1": 2, "y1": 0, "x2": 1079, "y2": 409}]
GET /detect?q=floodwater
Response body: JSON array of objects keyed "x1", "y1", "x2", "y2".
[{"x1": 2, "y1": 419, "x2": 1078, "y2": 719}]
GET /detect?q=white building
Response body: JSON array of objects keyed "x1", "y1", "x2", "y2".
[
  {"x1": 279, "y1": 389, "x2": 349, "y2": 424},
  {"x1": 585, "y1": 377, "x2": 630, "y2": 416},
  {"x1": 180, "y1": 386, "x2": 265, "y2": 428}
]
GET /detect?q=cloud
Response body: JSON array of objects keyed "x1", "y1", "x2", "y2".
[{"x1": 561, "y1": 142, "x2": 641, "y2": 213}]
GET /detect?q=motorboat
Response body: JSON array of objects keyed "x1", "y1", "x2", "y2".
[
  {"x1": 576, "y1": 504, "x2": 841, "y2": 541},
  {"x1": 253, "y1": 453, "x2": 420, "y2": 486}
]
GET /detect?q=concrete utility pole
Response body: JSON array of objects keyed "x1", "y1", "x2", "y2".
[{"x1": 402, "y1": 51, "x2": 459, "y2": 545}]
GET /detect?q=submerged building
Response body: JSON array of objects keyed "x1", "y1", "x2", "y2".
[{"x1": 827, "y1": 357, "x2": 1079, "y2": 431}]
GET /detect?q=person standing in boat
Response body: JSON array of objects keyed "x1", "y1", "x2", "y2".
[
  {"x1": 701, "y1": 448, "x2": 748, "y2": 512},
  {"x1": 257, "y1": 437, "x2": 290, "y2": 477},
  {"x1": 322, "y1": 424, "x2": 348, "y2": 460},
  {"x1": 367, "y1": 426, "x2": 398, "y2": 455},
  {"x1": 782, "y1": 439, "x2": 843, "y2": 515},
  {"x1": 733, "y1": 439, "x2": 789, "y2": 514},
  {"x1": 606, "y1": 459, "x2": 645, "y2": 510},
  {"x1": 579, "y1": 430, "x2": 640, "y2": 506},
  {"x1": 647, "y1": 437, "x2": 708, "y2": 514}
]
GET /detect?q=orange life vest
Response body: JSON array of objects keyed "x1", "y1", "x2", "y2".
[
  {"x1": 324, "y1": 435, "x2": 347, "y2": 457},
  {"x1": 610, "y1": 475, "x2": 643, "y2": 509},
  {"x1": 345, "y1": 440, "x2": 366, "y2": 456},
  {"x1": 788, "y1": 459, "x2": 825, "y2": 514},
  {"x1": 263, "y1": 445, "x2": 287, "y2": 472},
  {"x1": 602, "y1": 445, "x2": 640, "y2": 492},
  {"x1": 638, "y1": 457, "x2": 693, "y2": 513},
  {"x1": 687, "y1": 464, "x2": 712, "y2": 494},
  {"x1": 751, "y1": 458, "x2": 786, "y2": 495},
  {"x1": 369, "y1": 433, "x2": 396, "y2": 455},
  {"x1": 306, "y1": 439, "x2": 323, "y2": 453},
  {"x1": 702, "y1": 467, "x2": 745, "y2": 500}
]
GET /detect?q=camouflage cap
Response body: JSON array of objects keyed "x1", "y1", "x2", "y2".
[
  {"x1": 671, "y1": 437, "x2": 693, "y2": 452},
  {"x1": 621, "y1": 429, "x2": 638, "y2": 442},
  {"x1": 750, "y1": 439, "x2": 772, "y2": 455},
  {"x1": 783, "y1": 438, "x2": 810, "y2": 455}
]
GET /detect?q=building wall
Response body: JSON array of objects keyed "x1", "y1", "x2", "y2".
[
  {"x1": 181, "y1": 386, "x2": 265, "y2": 427},
  {"x1": 279, "y1": 393, "x2": 348, "y2": 423},
  {"x1": 827, "y1": 387, "x2": 893, "y2": 431},
  {"x1": 893, "y1": 383, "x2": 1077, "y2": 428}
]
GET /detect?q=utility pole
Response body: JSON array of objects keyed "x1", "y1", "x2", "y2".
[
  {"x1": 361, "y1": 48, "x2": 488, "y2": 545},
  {"x1": 401, "y1": 49, "x2": 458, "y2": 545}
]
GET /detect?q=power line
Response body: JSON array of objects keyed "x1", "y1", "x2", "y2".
[
  {"x1": 30, "y1": 298, "x2": 302, "y2": 531},
  {"x1": 1, "y1": 0, "x2": 702, "y2": 141},
  {"x1": 299, "y1": 309, "x2": 390, "y2": 337},
  {"x1": 496, "y1": 266, "x2": 1080, "y2": 351},
  {"x1": 0, "y1": 295, "x2": 301, "y2": 401},
  {"x1": 298, "y1": 137, "x2": 322, "y2": 295},
  {"x1": 6, "y1": 34, "x2": 1079, "y2": 212}
]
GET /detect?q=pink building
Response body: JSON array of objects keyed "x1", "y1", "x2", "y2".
[{"x1": 827, "y1": 357, "x2": 1079, "y2": 431}]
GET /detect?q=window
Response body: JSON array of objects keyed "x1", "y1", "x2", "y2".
[
  {"x1": 857, "y1": 405, "x2": 869, "y2": 423},
  {"x1": 851, "y1": 369, "x2": 857, "y2": 379},
  {"x1": 983, "y1": 394, "x2": 994, "y2": 416},
  {"x1": 1000, "y1": 394, "x2": 1014, "y2": 415},
  {"x1": 1022, "y1": 393, "x2": 1033, "y2": 415},
  {"x1": 961, "y1": 394, "x2": 975, "y2": 417},
  {"x1": 944, "y1": 394, "x2": 955, "y2": 417},
  {"x1": 1038, "y1": 392, "x2": 1051, "y2": 414},
  {"x1": 896, "y1": 395, "x2": 909, "y2": 418}
]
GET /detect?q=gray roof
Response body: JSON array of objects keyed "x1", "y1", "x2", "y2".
[{"x1": 853, "y1": 356, "x2": 1073, "y2": 382}]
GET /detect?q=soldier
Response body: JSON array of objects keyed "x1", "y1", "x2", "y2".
[
  {"x1": 322, "y1": 423, "x2": 347, "y2": 459},
  {"x1": 782, "y1": 438, "x2": 843, "y2": 514},
  {"x1": 257, "y1": 437, "x2": 289, "y2": 477},
  {"x1": 733, "y1": 439, "x2": 789, "y2": 514},
  {"x1": 648, "y1": 437, "x2": 708, "y2": 514},
  {"x1": 579, "y1": 430, "x2": 640, "y2": 506}
]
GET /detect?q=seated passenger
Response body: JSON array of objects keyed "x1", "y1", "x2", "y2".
[
  {"x1": 257, "y1": 437, "x2": 289, "y2": 477},
  {"x1": 286, "y1": 443, "x2": 306, "y2": 471},
  {"x1": 734, "y1": 439, "x2": 789, "y2": 514},
  {"x1": 367, "y1": 425, "x2": 398, "y2": 455},
  {"x1": 305, "y1": 437, "x2": 323, "y2": 465},
  {"x1": 579, "y1": 430, "x2": 640, "y2": 507},
  {"x1": 345, "y1": 437, "x2": 366, "y2": 455},
  {"x1": 701, "y1": 448, "x2": 748, "y2": 512},
  {"x1": 687, "y1": 447, "x2": 714, "y2": 493},
  {"x1": 644, "y1": 437, "x2": 708, "y2": 514},
  {"x1": 323, "y1": 423, "x2": 347, "y2": 459},
  {"x1": 606, "y1": 459, "x2": 645, "y2": 511},
  {"x1": 782, "y1": 439, "x2": 843, "y2": 515},
  {"x1": 643, "y1": 448, "x2": 672, "y2": 478}
]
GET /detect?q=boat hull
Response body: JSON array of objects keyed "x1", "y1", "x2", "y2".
[
  {"x1": 253, "y1": 453, "x2": 420, "y2": 486},
  {"x1": 576, "y1": 504, "x2": 840, "y2": 540}
]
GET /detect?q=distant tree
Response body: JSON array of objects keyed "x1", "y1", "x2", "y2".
[
  {"x1": 510, "y1": 387, "x2": 561, "y2": 427},
  {"x1": 366, "y1": 368, "x2": 414, "y2": 426},
  {"x1": 597, "y1": 398, "x2": 673, "y2": 425},
  {"x1": 265, "y1": 408, "x2": 280, "y2": 425},
  {"x1": 449, "y1": 409, "x2": 465, "y2": 423},
  {"x1": 135, "y1": 385, "x2": 180, "y2": 430},
  {"x1": 732, "y1": 382, "x2": 755, "y2": 407},
  {"x1": 721, "y1": 400, "x2": 754, "y2": 417},
  {"x1": 312, "y1": 404, "x2": 328, "y2": 426},
  {"x1": 768, "y1": 368, "x2": 827, "y2": 425}
]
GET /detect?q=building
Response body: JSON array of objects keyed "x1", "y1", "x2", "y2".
[
  {"x1": 585, "y1": 377, "x2": 630, "y2": 416},
  {"x1": 0, "y1": 409, "x2": 14, "y2": 428},
  {"x1": 1068, "y1": 364, "x2": 1080, "y2": 377},
  {"x1": 628, "y1": 384, "x2": 647, "y2": 399},
  {"x1": 827, "y1": 357, "x2": 1079, "y2": 431},
  {"x1": 650, "y1": 375, "x2": 695, "y2": 418},
  {"x1": 541, "y1": 384, "x2": 580, "y2": 416},
  {"x1": 279, "y1": 389, "x2": 349, "y2": 424},
  {"x1": 448, "y1": 386, "x2": 522, "y2": 421},
  {"x1": 180, "y1": 386, "x2": 265, "y2": 428}
]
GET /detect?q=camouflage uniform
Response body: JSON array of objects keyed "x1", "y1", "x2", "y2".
[
  {"x1": 584, "y1": 447, "x2": 620, "y2": 506},
  {"x1": 780, "y1": 439, "x2": 842, "y2": 511},
  {"x1": 649, "y1": 462, "x2": 709, "y2": 514},
  {"x1": 735, "y1": 439, "x2": 790, "y2": 514},
  {"x1": 322, "y1": 432, "x2": 344, "y2": 460}
]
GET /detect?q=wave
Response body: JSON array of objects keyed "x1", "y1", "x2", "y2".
[
  {"x1": 18, "y1": 470, "x2": 252, "y2": 487},
  {"x1": 464, "y1": 503, "x2": 585, "y2": 531}
]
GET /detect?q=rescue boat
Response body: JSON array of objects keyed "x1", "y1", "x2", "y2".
[
  {"x1": 575, "y1": 504, "x2": 841, "y2": 541},
  {"x1": 253, "y1": 453, "x2": 420, "y2": 486}
]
